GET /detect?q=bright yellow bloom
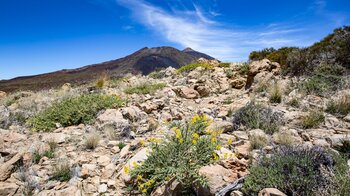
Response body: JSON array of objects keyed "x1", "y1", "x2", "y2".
[
  {"x1": 224, "y1": 153, "x2": 228, "y2": 159},
  {"x1": 215, "y1": 144, "x2": 221, "y2": 150},
  {"x1": 132, "y1": 161, "x2": 138, "y2": 168},
  {"x1": 145, "y1": 179, "x2": 155, "y2": 187},
  {"x1": 137, "y1": 175, "x2": 143, "y2": 181},
  {"x1": 123, "y1": 166, "x2": 129, "y2": 174},
  {"x1": 138, "y1": 184, "x2": 144, "y2": 190},
  {"x1": 227, "y1": 138, "x2": 233, "y2": 145},
  {"x1": 139, "y1": 139, "x2": 145, "y2": 146},
  {"x1": 179, "y1": 138, "x2": 184, "y2": 143},
  {"x1": 211, "y1": 137, "x2": 217, "y2": 143},
  {"x1": 142, "y1": 189, "x2": 147, "y2": 193},
  {"x1": 192, "y1": 139, "x2": 197, "y2": 145},
  {"x1": 213, "y1": 153, "x2": 219, "y2": 161},
  {"x1": 192, "y1": 133, "x2": 199, "y2": 140},
  {"x1": 165, "y1": 176, "x2": 171, "y2": 181}
]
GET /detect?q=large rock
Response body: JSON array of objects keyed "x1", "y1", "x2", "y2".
[
  {"x1": 194, "y1": 85, "x2": 211, "y2": 97},
  {"x1": 0, "y1": 182, "x2": 19, "y2": 196},
  {"x1": 96, "y1": 109, "x2": 131, "y2": 139},
  {"x1": 151, "y1": 178, "x2": 182, "y2": 196},
  {"x1": 198, "y1": 164, "x2": 236, "y2": 195},
  {"x1": 174, "y1": 87, "x2": 200, "y2": 99},
  {"x1": 258, "y1": 188, "x2": 287, "y2": 196},
  {"x1": 230, "y1": 78, "x2": 246, "y2": 89},
  {"x1": 120, "y1": 106, "x2": 147, "y2": 122},
  {"x1": 0, "y1": 152, "x2": 23, "y2": 181}
]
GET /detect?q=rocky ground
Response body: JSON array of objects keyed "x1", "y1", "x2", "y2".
[{"x1": 0, "y1": 58, "x2": 349, "y2": 196}]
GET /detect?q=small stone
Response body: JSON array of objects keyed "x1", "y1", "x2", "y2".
[
  {"x1": 0, "y1": 182, "x2": 18, "y2": 196},
  {"x1": 97, "y1": 156, "x2": 111, "y2": 167},
  {"x1": 258, "y1": 188, "x2": 287, "y2": 196},
  {"x1": 98, "y1": 184, "x2": 108, "y2": 193}
]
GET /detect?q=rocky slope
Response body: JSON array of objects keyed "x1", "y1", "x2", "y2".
[
  {"x1": 0, "y1": 47, "x2": 213, "y2": 93},
  {"x1": 0, "y1": 58, "x2": 349, "y2": 196}
]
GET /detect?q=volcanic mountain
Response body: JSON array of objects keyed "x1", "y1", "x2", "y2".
[{"x1": 0, "y1": 47, "x2": 214, "y2": 92}]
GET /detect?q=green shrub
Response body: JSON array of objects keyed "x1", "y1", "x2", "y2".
[
  {"x1": 95, "y1": 74, "x2": 108, "y2": 89},
  {"x1": 124, "y1": 83, "x2": 166, "y2": 95},
  {"x1": 51, "y1": 160, "x2": 71, "y2": 182},
  {"x1": 238, "y1": 62, "x2": 250, "y2": 75},
  {"x1": 269, "y1": 82, "x2": 282, "y2": 103},
  {"x1": 27, "y1": 94, "x2": 124, "y2": 132},
  {"x1": 218, "y1": 62, "x2": 230, "y2": 68},
  {"x1": 225, "y1": 69, "x2": 234, "y2": 78},
  {"x1": 249, "y1": 134, "x2": 267, "y2": 150},
  {"x1": 118, "y1": 142, "x2": 127, "y2": 150},
  {"x1": 326, "y1": 95, "x2": 350, "y2": 116},
  {"x1": 130, "y1": 116, "x2": 220, "y2": 195},
  {"x1": 301, "y1": 110, "x2": 325, "y2": 129},
  {"x1": 148, "y1": 71, "x2": 163, "y2": 79},
  {"x1": 288, "y1": 98, "x2": 300, "y2": 108},
  {"x1": 176, "y1": 63, "x2": 213, "y2": 73},
  {"x1": 232, "y1": 102, "x2": 282, "y2": 134},
  {"x1": 242, "y1": 146, "x2": 349, "y2": 196},
  {"x1": 32, "y1": 141, "x2": 57, "y2": 164}
]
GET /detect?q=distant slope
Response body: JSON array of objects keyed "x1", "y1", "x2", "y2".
[{"x1": 0, "y1": 46, "x2": 214, "y2": 92}]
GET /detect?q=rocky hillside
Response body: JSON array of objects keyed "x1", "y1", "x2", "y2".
[
  {"x1": 0, "y1": 56, "x2": 349, "y2": 195},
  {"x1": 0, "y1": 47, "x2": 213, "y2": 93}
]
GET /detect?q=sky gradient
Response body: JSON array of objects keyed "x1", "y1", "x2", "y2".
[{"x1": 1, "y1": 0, "x2": 349, "y2": 79}]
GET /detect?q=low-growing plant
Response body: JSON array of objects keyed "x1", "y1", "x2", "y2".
[
  {"x1": 274, "y1": 131, "x2": 294, "y2": 145},
  {"x1": 269, "y1": 81, "x2": 282, "y2": 103},
  {"x1": 218, "y1": 62, "x2": 230, "y2": 68},
  {"x1": 249, "y1": 134, "x2": 267, "y2": 150},
  {"x1": 148, "y1": 70, "x2": 163, "y2": 79},
  {"x1": 32, "y1": 141, "x2": 57, "y2": 163},
  {"x1": 85, "y1": 133, "x2": 100, "y2": 150},
  {"x1": 129, "y1": 116, "x2": 220, "y2": 195},
  {"x1": 51, "y1": 160, "x2": 71, "y2": 182},
  {"x1": 288, "y1": 97, "x2": 300, "y2": 108},
  {"x1": 176, "y1": 63, "x2": 213, "y2": 73},
  {"x1": 27, "y1": 94, "x2": 124, "y2": 132},
  {"x1": 232, "y1": 101, "x2": 283, "y2": 134},
  {"x1": 301, "y1": 110, "x2": 325, "y2": 129},
  {"x1": 334, "y1": 138, "x2": 350, "y2": 159},
  {"x1": 242, "y1": 146, "x2": 349, "y2": 196},
  {"x1": 124, "y1": 83, "x2": 166, "y2": 95},
  {"x1": 95, "y1": 73, "x2": 109, "y2": 89},
  {"x1": 238, "y1": 62, "x2": 250, "y2": 75},
  {"x1": 118, "y1": 142, "x2": 127, "y2": 150},
  {"x1": 225, "y1": 69, "x2": 234, "y2": 78},
  {"x1": 326, "y1": 95, "x2": 350, "y2": 116},
  {"x1": 255, "y1": 81, "x2": 269, "y2": 93}
]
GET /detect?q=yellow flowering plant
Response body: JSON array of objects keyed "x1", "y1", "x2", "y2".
[{"x1": 130, "y1": 116, "x2": 220, "y2": 195}]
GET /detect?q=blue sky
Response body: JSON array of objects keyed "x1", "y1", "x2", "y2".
[{"x1": 0, "y1": 0, "x2": 349, "y2": 79}]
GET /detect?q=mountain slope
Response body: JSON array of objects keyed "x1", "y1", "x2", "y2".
[{"x1": 0, "y1": 47, "x2": 214, "y2": 92}]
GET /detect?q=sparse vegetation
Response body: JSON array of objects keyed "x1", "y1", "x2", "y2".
[
  {"x1": 118, "y1": 142, "x2": 127, "y2": 150},
  {"x1": 51, "y1": 160, "x2": 72, "y2": 182},
  {"x1": 129, "y1": 115, "x2": 220, "y2": 195},
  {"x1": 32, "y1": 141, "x2": 57, "y2": 164},
  {"x1": 301, "y1": 110, "x2": 325, "y2": 129},
  {"x1": 249, "y1": 134, "x2": 267, "y2": 150},
  {"x1": 85, "y1": 133, "x2": 100, "y2": 150},
  {"x1": 95, "y1": 73, "x2": 109, "y2": 89},
  {"x1": 124, "y1": 83, "x2": 166, "y2": 95},
  {"x1": 269, "y1": 81, "x2": 282, "y2": 103},
  {"x1": 232, "y1": 101, "x2": 282, "y2": 134},
  {"x1": 225, "y1": 69, "x2": 234, "y2": 78},
  {"x1": 27, "y1": 94, "x2": 124, "y2": 132},
  {"x1": 274, "y1": 131, "x2": 294, "y2": 145},
  {"x1": 255, "y1": 81, "x2": 269, "y2": 93},
  {"x1": 218, "y1": 62, "x2": 230, "y2": 68},
  {"x1": 238, "y1": 62, "x2": 250, "y2": 75},
  {"x1": 148, "y1": 70, "x2": 163, "y2": 79},
  {"x1": 288, "y1": 97, "x2": 300, "y2": 108},
  {"x1": 176, "y1": 63, "x2": 213, "y2": 73},
  {"x1": 326, "y1": 95, "x2": 350, "y2": 116},
  {"x1": 242, "y1": 146, "x2": 350, "y2": 196}
]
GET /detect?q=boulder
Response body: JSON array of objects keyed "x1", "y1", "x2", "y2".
[
  {"x1": 121, "y1": 106, "x2": 147, "y2": 122},
  {"x1": 0, "y1": 91, "x2": 7, "y2": 99},
  {"x1": 96, "y1": 109, "x2": 131, "y2": 139},
  {"x1": 140, "y1": 101, "x2": 159, "y2": 114},
  {"x1": 0, "y1": 182, "x2": 19, "y2": 196},
  {"x1": 195, "y1": 85, "x2": 211, "y2": 97},
  {"x1": 230, "y1": 78, "x2": 246, "y2": 89},
  {"x1": 198, "y1": 164, "x2": 236, "y2": 195},
  {"x1": 258, "y1": 188, "x2": 287, "y2": 196},
  {"x1": 0, "y1": 152, "x2": 23, "y2": 181},
  {"x1": 120, "y1": 148, "x2": 149, "y2": 182},
  {"x1": 151, "y1": 178, "x2": 182, "y2": 196},
  {"x1": 61, "y1": 83, "x2": 71, "y2": 91},
  {"x1": 174, "y1": 87, "x2": 200, "y2": 99},
  {"x1": 81, "y1": 164, "x2": 97, "y2": 178}
]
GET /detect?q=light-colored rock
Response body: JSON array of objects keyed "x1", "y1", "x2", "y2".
[
  {"x1": 140, "y1": 101, "x2": 159, "y2": 114},
  {"x1": 195, "y1": 85, "x2": 211, "y2": 97},
  {"x1": 61, "y1": 83, "x2": 71, "y2": 91},
  {"x1": 0, "y1": 91, "x2": 7, "y2": 99},
  {"x1": 120, "y1": 148, "x2": 149, "y2": 182},
  {"x1": 97, "y1": 109, "x2": 131, "y2": 139},
  {"x1": 0, "y1": 152, "x2": 23, "y2": 181},
  {"x1": 258, "y1": 188, "x2": 287, "y2": 196},
  {"x1": 97, "y1": 155, "x2": 111, "y2": 167},
  {"x1": 208, "y1": 121, "x2": 233, "y2": 133},
  {"x1": 0, "y1": 182, "x2": 18, "y2": 196},
  {"x1": 151, "y1": 178, "x2": 182, "y2": 196},
  {"x1": 81, "y1": 164, "x2": 97, "y2": 178},
  {"x1": 230, "y1": 78, "x2": 246, "y2": 89},
  {"x1": 120, "y1": 106, "x2": 147, "y2": 122},
  {"x1": 98, "y1": 184, "x2": 107, "y2": 193},
  {"x1": 42, "y1": 132, "x2": 68, "y2": 144},
  {"x1": 198, "y1": 164, "x2": 236, "y2": 195},
  {"x1": 344, "y1": 114, "x2": 350, "y2": 122},
  {"x1": 174, "y1": 87, "x2": 200, "y2": 99},
  {"x1": 313, "y1": 139, "x2": 330, "y2": 147}
]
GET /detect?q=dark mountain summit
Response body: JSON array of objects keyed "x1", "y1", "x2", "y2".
[{"x1": 0, "y1": 47, "x2": 214, "y2": 92}]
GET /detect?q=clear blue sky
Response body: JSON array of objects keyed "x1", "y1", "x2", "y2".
[{"x1": 0, "y1": 0, "x2": 349, "y2": 79}]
